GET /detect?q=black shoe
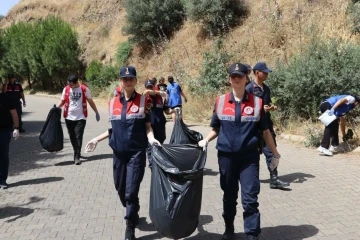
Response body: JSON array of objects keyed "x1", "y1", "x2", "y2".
[
  {"x1": 246, "y1": 234, "x2": 259, "y2": 240},
  {"x1": 74, "y1": 158, "x2": 81, "y2": 165},
  {"x1": 0, "y1": 181, "x2": 8, "y2": 189},
  {"x1": 125, "y1": 225, "x2": 136, "y2": 240},
  {"x1": 19, "y1": 128, "x2": 25, "y2": 133},
  {"x1": 270, "y1": 170, "x2": 289, "y2": 189},
  {"x1": 222, "y1": 224, "x2": 234, "y2": 240}
]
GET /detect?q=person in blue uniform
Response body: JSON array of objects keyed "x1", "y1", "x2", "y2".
[
  {"x1": 143, "y1": 79, "x2": 174, "y2": 168},
  {"x1": 317, "y1": 94, "x2": 360, "y2": 156},
  {"x1": 84, "y1": 66, "x2": 161, "y2": 240},
  {"x1": 198, "y1": 63, "x2": 281, "y2": 240},
  {"x1": 245, "y1": 62, "x2": 289, "y2": 189},
  {"x1": 3, "y1": 74, "x2": 26, "y2": 133}
]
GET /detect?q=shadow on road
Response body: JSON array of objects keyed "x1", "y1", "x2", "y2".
[
  {"x1": 9, "y1": 177, "x2": 64, "y2": 188},
  {"x1": 0, "y1": 196, "x2": 45, "y2": 223},
  {"x1": 141, "y1": 214, "x2": 319, "y2": 240},
  {"x1": 54, "y1": 154, "x2": 113, "y2": 166},
  {"x1": 203, "y1": 168, "x2": 219, "y2": 176},
  {"x1": 9, "y1": 120, "x2": 69, "y2": 177},
  {"x1": 260, "y1": 172, "x2": 315, "y2": 184}
]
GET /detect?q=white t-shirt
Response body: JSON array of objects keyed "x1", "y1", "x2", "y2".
[
  {"x1": 345, "y1": 96, "x2": 355, "y2": 104},
  {"x1": 61, "y1": 86, "x2": 92, "y2": 120}
]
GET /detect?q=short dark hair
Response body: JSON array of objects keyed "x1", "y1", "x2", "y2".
[
  {"x1": 354, "y1": 95, "x2": 360, "y2": 103},
  {"x1": 8, "y1": 74, "x2": 15, "y2": 79},
  {"x1": 67, "y1": 74, "x2": 78, "y2": 83}
]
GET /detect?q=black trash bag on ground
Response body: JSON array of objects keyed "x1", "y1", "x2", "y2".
[
  {"x1": 169, "y1": 109, "x2": 203, "y2": 144},
  {"x1": 150, "y1": 144, "x2": 206, "y2": 239},
  {"x1": 39, "y1": 106, "x2": 64, "y2": 152}
]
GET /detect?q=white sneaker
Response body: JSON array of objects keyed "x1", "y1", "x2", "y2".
[
  {"x1": 329, "y1": 145, "x2": 344, "y2": 153},
  {"x1": 317, "y1": 146, "x2": 333, "y2": 156}
]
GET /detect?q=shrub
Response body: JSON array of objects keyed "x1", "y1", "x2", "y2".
[
  {"x1": 347, "y1": 1, "x2": 360, "y2": 34},
  {"x1": 85, "y1": 60, "x2": 102, "y2": 86},
  {"x1": 268, "y1": 39, "x2": 360, "y2": 121},
  {"x1": 185, "y1": 0, "x2": 249, "y2": 36},
  {"x1": 191, "y1": 39, "x2": 232, "y2": 93},
  {"x1": 303, "y1": 124, "x2": 322, "y2": 148},
  {"x1": 115, "y1": 41, "x2": 133, "y2": 66},
  {"x1": 86, "y1": 62, "x2": 118, "y2": 89},
  {"x1": 123, "y1": 0, "x2": 185, "y2": 47}
]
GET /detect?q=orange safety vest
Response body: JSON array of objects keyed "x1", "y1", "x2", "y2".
[{"x1": 63, "y1": 84, "x2": 88, "y2": 118}]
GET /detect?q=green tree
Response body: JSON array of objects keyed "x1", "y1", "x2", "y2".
[
  {"x1": 185, "y1": 0, "x2": 249, "y2": 36},
  {"x1": 123, "y1": 0, "x2": 185, "y2": 48},
  {"x1": 115, "y1": 41, "x2": 133, "y2": 66},
  {"x1": 1, "y1": 22, "x2": 32, "y2": 84},
  {"x1": 40, "y1": 16, "x2": 81, "y2": 89}
]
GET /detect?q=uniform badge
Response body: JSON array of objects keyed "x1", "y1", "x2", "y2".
[
  {"x1": 235, "y1": 64, "x2": 239, "y2": 71},
  {"x1": 244, "y1": 106, "x2": 254, "y2": 115},
  {"x1": 126, "y1": 68, "x2": 130, "y2": 75},
  {"x1": 130, "y1": 106, "x2": 139, "y2": 113}
]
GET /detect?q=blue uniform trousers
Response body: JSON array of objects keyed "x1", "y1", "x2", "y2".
[
  {"x1": 146, "y1": 123, "x2": 166, "y2": 167},
  {"x1": 0, "y1": 129, "x2": 12, "y2": 182},
  {"x1": 218, "y1": 150, "x2": 261, "y2": 236},
  {"x1": 263, "y1": 124, "x2": 276, "y2": 171},
  {"x1": 113, "y1": 150, "x2": 146, "y2": 227},
  {"x1": 16, "y1": 101, "x2": 23, "y2": 128}
]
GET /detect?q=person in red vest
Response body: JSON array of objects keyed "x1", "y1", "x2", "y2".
[
  {"x1": 57, "y1": 74, "x2": 100, "y2": 165},
  {"x1": 198, "y1": 63, "x2": 281, "y2": 240},
  {"x1": 83, "y1": 66, "x2": 160, "y2": 240},
  {"x1": 3, "y1": 74, "x2": 26, "y2": 133}
]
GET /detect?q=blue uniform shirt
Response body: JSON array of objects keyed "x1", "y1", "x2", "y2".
[
  {"x1": 210, "y1": 91, "x2": 268, "y2": 153},
  {"x1": 108, "y1": 91, "x2": 151, "y2": 155},
  {"x1": 246, "y1": 81, "x2": 273, "y2": 129},
  {"x1": 167, "y1": 82, "x2": 182, "y2": 107},
  {"x1": 148, "y1": 94, "x2": 169, "y2": 126}
]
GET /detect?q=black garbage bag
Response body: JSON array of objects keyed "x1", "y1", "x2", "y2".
[
  {"x1": 169, "y1": 110, "x2": 203, "y2": 144},
  {"x1": 39, "y1": 106, "x2": 64, "y2": 152},
  {"x1": 150, "y1": 144, "x2": 206, "y2": 239}
]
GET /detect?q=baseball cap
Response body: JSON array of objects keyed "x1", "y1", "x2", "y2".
[
  {"x1": 144, "y1": 79, "x2": 155, "y2": 88},
  {"x1": 252, "y1": 62, "x2": 272, "y2": 73},
  {"x1": 228, "y1": 63, "x2": 248, "y2": 76},
  {"x1": 244, "y1": 64, "x2": 252, "y2": 71},
  {"x1": 120, "y1": 66, "x2": 137, "y2": 78}
]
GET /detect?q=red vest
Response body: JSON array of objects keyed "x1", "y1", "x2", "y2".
[
  {"x1": 215, "y1": 93, "x2": 262, "y2": 122},
  {"x1": 109, "y1": 94, "x2": 146, "y2": 120},
  {"x1": 63, "y1": 85, "x2": 88, "y2": 118}
]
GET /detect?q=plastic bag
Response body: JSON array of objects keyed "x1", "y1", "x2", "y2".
[
  {"x1": 169, "y1": 109, "x2": 203, "y2": 144},
  {"x1": 149, "y1": 144, "x2": 206, "y2": 239},
  {"x1": 39, "y1": 106, "x2": 64, "y2": 152}
]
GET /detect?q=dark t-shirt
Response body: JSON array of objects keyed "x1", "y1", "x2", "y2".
[{"x1": 0, "y1": 93, "x2": 16, "y2": 129}]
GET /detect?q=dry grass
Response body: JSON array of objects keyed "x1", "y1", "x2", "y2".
[{"x1": 2, "y1": 0, "x2": 359, "y2": 123}]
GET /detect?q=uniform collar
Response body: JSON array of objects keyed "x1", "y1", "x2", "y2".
[
  {"x1": 120, "y1": 90, "x2": 137, "y2": 102},
  {"x1": 229, "y1": 91, "x2": 249, "y2": 103}
]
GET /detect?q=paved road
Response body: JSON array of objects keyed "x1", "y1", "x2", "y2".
[{"x1": 1, "y1": 95, "x2": 360, "y2": 240}]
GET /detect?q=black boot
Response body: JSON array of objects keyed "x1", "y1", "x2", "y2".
[
  {"x1": 222, "y1": 222, "x2": 234, "y2": 240},
  {"x1": 270, "y1": 169, "x2": 289, "y2": 189},
  {"x1": 125, "y1": 221, "x2": 136, "y2": 240}
]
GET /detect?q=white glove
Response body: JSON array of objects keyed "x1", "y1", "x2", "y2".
[
  {"x1": 198, "y1": 139, "x2": 208, "y2": 151},
  {"x1": 149, "y1": 138, "x2": 161, "y2": 146},
  {"x1": 270, "y1": 154, "x2": 281, "y2": 171},
  {"x1": 13, "y1": 129, "x2": 19, "y2": 140},
  {"x1": 84, "y1": 138, "x2": 98, "y2": 153}
]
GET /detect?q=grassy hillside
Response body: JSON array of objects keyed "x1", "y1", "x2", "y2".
[{"x1": 1, "y1": 0, "x2": 354, "y2": 78}]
